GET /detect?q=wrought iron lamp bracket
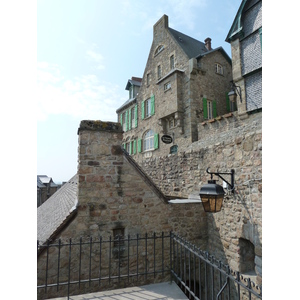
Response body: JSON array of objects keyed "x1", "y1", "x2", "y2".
[
  {"x1": 229, "y1": 80, "x2": 242, "y2": 103},
  {"x1": 206, "y1": 168, "x2": 235, "y2": 193}
]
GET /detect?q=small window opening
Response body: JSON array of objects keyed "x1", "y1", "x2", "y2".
[
  {"x1": 113, "y1": 228, "x2": 125, "y2": 247},
  {"x1": 239, "y1": 238, "x2": 255, "y2": 274}
]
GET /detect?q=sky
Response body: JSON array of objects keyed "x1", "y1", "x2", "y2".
[{"x1": 37, "y1": 0, "x2": 243, "y2": 183}]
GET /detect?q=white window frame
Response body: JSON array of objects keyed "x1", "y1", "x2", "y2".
[
  {"x1": 145, "y1": 98, "x2": 151, "y2": 118},
  {"x1": 122, "y1": 112, "x2": 126, "y2": 131},
  {"x1": 215, "y1": 63, "x2": 223, "y2": 75},
  {"x1": 131, "y1": 107, "x2": 135, "y2": 128},
  {"x1": 164, "y1": 82, "x2": 171, "y2": 91},
  {"x1": 129, "y1": 86, "x2": 134, "y2": 99},
  {"x1": 207, "y1": 100, "x2": 213, "y2": 119},
  {"x1": 143, "y1": 130, "x2": 154, "y2": 152}
]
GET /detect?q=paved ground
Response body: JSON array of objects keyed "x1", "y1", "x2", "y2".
[{"x1": 51, "y1": 282, "x2": 188, "y2": 300}]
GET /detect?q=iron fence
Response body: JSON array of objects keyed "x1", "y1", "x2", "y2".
[
  {"x1": 170, "y1": 234, "x2": 262, "y2": 300},
  {"x1": 37, "y1": 232, "x2": 262, "y2": 299}
]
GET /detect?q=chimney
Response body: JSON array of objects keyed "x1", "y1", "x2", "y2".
[
  {"x1": 205, "y1": 37, "x2": 212, "y2": 51},
  {"x1": 77, "y1": 120, "x2": 124, "y2": 207}
]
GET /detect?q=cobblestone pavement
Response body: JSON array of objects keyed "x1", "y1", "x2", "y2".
[{"x1": 51, "y1": 282, "x2": 188, "y2": 300}]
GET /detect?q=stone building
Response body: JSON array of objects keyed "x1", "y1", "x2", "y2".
[
  {"x1": 37, "y1": 121, "x2": 207, "y2": 299},
  {"x1": 37, "y1": 1, "x2": 262, "y2": 297},
  {"x1": 37, "y1": 175, "x2": 59, "y2": 207},
  {"x1": 225, "y1": 0, "x2": 262, "y2": 113},
  {"x1": 139, "y1": 0, "x2": 262, "y2": 285},
  {"x1": 116, "y1": 15, "x2": 233, "y2": 163}
]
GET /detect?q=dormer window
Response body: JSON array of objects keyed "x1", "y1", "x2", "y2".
[
  {"x1": 215, "y1": 63, "x2": 224, "y2": 75},
  {"x1": 154, "y1": 45, "x2": 164, "y2": 56},
  {"x1": 129, "y1": 86, "x2": 134, "y2": 99}
]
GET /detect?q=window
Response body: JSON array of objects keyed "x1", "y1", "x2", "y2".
[
  {"x1": 157, "y1": 65, "x2": 161, "y2": 79},
  {"x1": 122, "y1": 112, "x2": 126, "y2": 131},
  {"x1": 169, "y1": 117, "x2": 177, "y2": 129},
  {"x1": 215, "y1": 63, "x2": 223, "y2": 75},
  {"x1": 131, "y1": 106, "x2": 135, "y2": 128},
  {"x1": 154, "y1": 45, "x2": 164, "y2": 56},
  {"x1": 147, "y1": 73, "x2": 150, "y2": 86},
  {"x1": 143, "y1": 130, "x2": 154, "y2": 151},
  {"x1": 126, "y1": 142, "x2": 130, "y2": 153},
  {"x1": 145, "y1": 98, "x2": 151, "y2": 118},
  {"x1": 129, "y1": 86, "x2": 134, "y2": 99},
  {"x1": 142, "y1": 95, "x2": 155, "y2": 119},
  {"x1": 207, "y1": 100, "x2": 213, "y2": 119},
  {"x1": 170, "y1": 55, "x2": 174, "y2": 69},
  {"x1": 202, "y1": 98, "x2": 217, "y2": 119},
  {"x1": 113, "y1": 228, "x2": 125, "y2": 258},
  {"x1": 239, "y1": 238, "x2": 255, "y2": 274},
  {"x1": 164, "y1": 82, "x2": 171, "y2": 91}
]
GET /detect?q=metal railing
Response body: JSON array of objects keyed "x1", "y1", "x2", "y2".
[
  {"x1": 170, "y1": 234, "x2": 262, "y2": 300},
  {"x1": 37, "y1": 232, "x2": 171, "y2": 299},
  {"x1": 37, "y1": 232, "x2": 262, "y2": 299}
]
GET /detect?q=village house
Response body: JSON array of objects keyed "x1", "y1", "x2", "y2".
[
  {"x1": 116, "y1": 15, "x2": 233, "y2": 162},
  {"x1": 37, "y1": 1, "x2": 262, "y2": 299},
  {"x1": 37, "y1": 175, "x2": 59, "y2": 207}
]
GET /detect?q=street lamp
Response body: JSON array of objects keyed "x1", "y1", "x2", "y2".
[
  {"x1": 199, "y1": 168, "x2": 235, "y2": 213},
  {"x1": 228, "y1": 80, "x2": 242, "y2": 103}
]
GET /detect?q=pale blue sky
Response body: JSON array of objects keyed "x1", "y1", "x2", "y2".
[{"x1": 37, "y1": 0, "x2": 242, "y2": 183}]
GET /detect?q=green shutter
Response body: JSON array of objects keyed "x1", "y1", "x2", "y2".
[
  {"x1": 226, "y1": 92, "x2": 230, "y2": 112},
  {"x1": 134, "y1": 105, "x2": 138, "y2": 128},
  {"x1": 138, "y1": 139, "x2": 142, "y2": 153},
  {"x1": 213, "y1": 100, "x2": 217, "y2": 118},
  {"x1": 133, "y1": 139, "x2": 137, "y2": 154},
  {"x1": 151, "y1": 94, "x2": 155, "y2": 115},
  {"x1": 120, "y1": 114, "x2": 123, "y2": 125},
  {"x1": 141, "y1": 101, "x2": 145, "y2": 119},
  {"x1": 203, "y1": 98, "x2": 208, "y2": 119},
  {"x1": 128, "y1": 109, "x2": 131, "y2": 130},
  {"x1": 154, "y1": 133, "x2": 159, "y2": 149}
]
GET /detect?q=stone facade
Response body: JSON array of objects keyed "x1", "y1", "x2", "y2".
[
  {"x1": 140, "y1": 111, "x2": 262, "y2": 285},
  {"x1": 226, "y1": 0, "x2": 262, "y2": 113},
  {"x1": 116, "y1": 15, "x2": 233, "y2": 164},
  {"x1": 37, "y1": 121, "x2": 207, "y2": 299}
]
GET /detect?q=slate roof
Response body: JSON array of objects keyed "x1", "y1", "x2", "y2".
[
  {"x1": 125, "y1": 78, "x2": 142, "y2": 90},
  {"x1": 37, "y1": 175, "x2": 58, "y2": 187},
  {"x1": 168, "y1": 27, "x2": 208, "y2": 59},
  {"x1": 37, "y1": 177, "x2": 45, "y2": 188},
  {"x1": 196, "y1": 46, "x2": 232, "y2": 65},
  {"x1": 37, "y1": 174, "x2": 78, "y2": 243}
]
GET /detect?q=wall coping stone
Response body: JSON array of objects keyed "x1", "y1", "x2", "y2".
[{"x1": 77, "y1": 120, "x2": 123, "y2": 134}]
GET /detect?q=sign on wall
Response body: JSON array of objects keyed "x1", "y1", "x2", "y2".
[{"x1": 161, "y1": 134, "x2": 173, "y2": 144}]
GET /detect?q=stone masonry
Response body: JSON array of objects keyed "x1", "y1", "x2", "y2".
[
  {"x1": 117, "y1": 15, "x2": 233, "y2": 163},
  {"x1": 37, "y1": 120, "x2": 207, "y2": 299},
  {"x1": 140, "y1": 111, "x2": 262, "y2": 285}
]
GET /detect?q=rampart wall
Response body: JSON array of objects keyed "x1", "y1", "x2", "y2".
[{"x1": 141, "y1": 111, "x2": 262, "y2": 285}]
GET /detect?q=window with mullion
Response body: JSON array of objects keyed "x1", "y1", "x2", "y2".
[
  {"x1": 145, "y1": 98, "x2": 151, "y2": 118},
  {"x1": 131, "y1": 107, "x2": 135, "y2": 128},
  {"x1": 143, "y1": 130, "x2": 154, "y2": 151}
]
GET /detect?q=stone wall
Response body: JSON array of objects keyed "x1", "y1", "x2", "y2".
[
  {"x1": 140, "y1": 111, "x2": 262, "y2": 284},
  {"x1": 37, "y1": 120, "x2": 208, "y2": 299}
]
